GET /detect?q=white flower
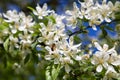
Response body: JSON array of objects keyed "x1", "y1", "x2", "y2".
[
  {"x1": 80, "y1": 0, "x2": 94, "y2": 9},
  {"x1": 19, "y1": 34, "x2": 32, "y2": 48},
  {"x1": 92, "y1": 42, "x2": 118, "y2": 72},
  {"x1": 108, "y1": 1, "x2": 120, "y2": 11},
  {"x1": 103, "y1": 66, "x2": 119, "y2": 80},
  {"x1": 9, "y1": 35, "x2": 19, "y2": 48},
  {"x1": 61, "y1": 57, "x2": 73, "y2": 73},
  {"x1": 65, "y1": 2, "x2": 80, "y2": 28},
  {"x1": 97, "y1": 0, "x2": 112, "y2": 22},
  {"x1": 33, "y1": 3, "x2": 50, "y2": 19},
  {"x1": 94, "y1": 42, "x2": 113, "y2": 52},
  {"x1": 52, "y1": 13, "x2": 65, "y2": 28},
  {"x1": 18, "y1": 12, "x2": 35, "y2": 32},
  {"x1": 88, "y1": 7, "x2": 103, "y2": 30},
  {"x1": 45, "y1": 46, "x2": 61, "y2": 64},
  {"x1": 58, "y1": 37, "x2": 81, "y2": 58},
  {"x1": 91, "y1": 51, "x2": 109, "y2": 72},
  {"x1": 39, "y1": 20, "x2": 56, "y2": 32},
  {"x1": 3, "y1": 10, "x2": 19, "y2": 23},
  {"x1": 79, "y1": 8, "x2": 90, "y2": 19},
  {"x1": 75, "y1": 55, "x2": 82, "y2": 61},
  {"x1": 9, "y1": 35, "x2": 18, "y2": 43}
]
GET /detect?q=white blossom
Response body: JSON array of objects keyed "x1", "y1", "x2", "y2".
[
  {"x1": 33, "y1": 3, "x2": 50, "y2": 19},
  {"x1": 103, "y1": 66, "x2": 119, "y2": 80},
  {"x1": 3, "y1": 10, "x2": 19, "y2": 22}
]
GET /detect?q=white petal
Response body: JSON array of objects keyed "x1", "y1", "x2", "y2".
[
  {"x1": 91, "y1": 59, "x2": 98, "y2": 65},
  {"x1": 108, "y1": 1, "x2": 113, "y2": 8},
  {"x1": 48, "y1": 32, "x2": 54, "y2": 38},
  {"x1": 45, "y1": 46, "x2": 51, "y2": 52},
  {"x1": 45, "y1": 55, "x2": 52, "y2": 60},
  {"x1": 107, "y1": 47, "x2": 117, "y2": 55},
  {"x1": 115, "y1": 1, "x2": 120, "y2": 7},
  {"x1": 103, "y1": 76, "x2": 108, "y2": 80},
  {"x1": 111, "y1": 60, "x2": 120, "y2": 66},
  {"x1": 92, "y1": 25, "x2": 97, "y2": 31},
  {"x1": 54, "y1": 58, "x2": 59, "y2": 64},
  {"x1": 94, "y1": 42, "x2": 103, "y2": 51},
  {"x1": 36, "y1": 4, "x2": 41, "y2": 12},
  {"x1": 38, "y1": 37, "x2": 44, "y2": 43},
  {"x1": 65, "y1": 64, "x2": 71, "y2": 73},
  {"x1": 103, "y1": 54, "x2": 109, "y2": 61},
  {"x1": 18, "y1": 26, "x2": 25, "y2": 31},
  {"x1": 73, "y1": 43, "x2": 81, "y2": 48},
  {"x1": 73, "y1": 2, "x2": 78, "y2": 10},
  {"x1": 11, "y1": 29, "x2": 17, "y2": 34},
  {"x1": 105, "y1": 17, "x2": 111, "y2": 22},
  {"x1": 40, "y1": 23, "x2": 45, "y2": 28},
  {"x1": 33, "y1": 11, "x2": 38, "y2": 15},
  {"x1": 75, "y1": 56, "x2": 82, "y2": 61},
  {"x1": 42, "y1": 3, "x2": 47, "y2": 11},
  {"x1": 103, "y1": 44, "x2": 109, "y2": 51},
  {"x1": 39, "y1": 16, "x2": 43, "y2": 19},
  {"x1": 103, "y1": 62, "x2": 108, "y2": 69},
  {"x1": 96, "y1": 65, "x2": 103, "y2": 72},
  {"x1": 65, "y1": 10, "x2": 72, "y2": 15},
  {"x1": 107, "y1": 65, "x2": 116, "y2": 73}
]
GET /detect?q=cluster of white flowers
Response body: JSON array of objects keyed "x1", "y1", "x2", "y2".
[
  {"x1": 2, "y1": 10, "x2": 35, "y2": 55},
  {"x1": 92, "y1": 42, "x2": 120, "y2": 79},
  {"x1": 65, "y1": 0, "x2": 120, "y2": 30},
  {"x1": 0, "y1": 0, "x2": 120, "y2": 79},
  {"x1": 33, "y1": 4, "x2": 82, "y2": 73}
]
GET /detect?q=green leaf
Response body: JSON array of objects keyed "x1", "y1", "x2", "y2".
[
  {"x1": 27, "y1": 6, "x2": 35, "y2": 11},
  {"x1": 74, "y1": 35, "x2": 81, "y2": 44},
  {"x1": 51, "y1": 65, "x2": 61, "y2": 80},
  {"x1": 31, "y1": 41, "x2": 37, "y2": 49},
  {"x1": 0, "y1": 21, "x2": 9, "y2": 31},
  {"x1": 3, "y1": 38, "x2": 9, "y2": 51},
  {"x1": 3, "y1": 55, "x2": 7, "y2": 68},
  {"x1": 102, "y1": 29, "x2": 107, "y2": 37},
  {"x1": 46, "y1": 16, "x2": 56, "y2": 23},
  {"x1": 46, "y1": 65, "x2": 61, "y2": 80},
  {"x1": 32, "y1": 53, "x2": 39, "y2": 63},
  {"x1": 24, "y1": 54, "x2": 30, "y2": 64},
  {"x1": 46, "y1": 66, "x2": 52, "y2": 80}
]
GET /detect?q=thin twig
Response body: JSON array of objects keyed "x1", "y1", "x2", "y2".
[
  {"x1": 68, "y1": 19, "x2": 120, "y2": 37},
  {"x1": 33, "y1": 0, "x2": 37, "y2": 5}
]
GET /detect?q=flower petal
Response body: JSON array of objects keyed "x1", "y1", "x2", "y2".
[
  {"x1": 94, "y1": 42, "x2": 103, "y2": 51},
  {"x1": 92, "y1": 25, "x2": 97, "y2": 31},
  {"x1": 111, "y1": 60, "x2": 120, "y2": 66},
  {"x1": 65, "y1": 64, "x2": 71, "y2": 73},
  {"x1": 103, "y1": 44, "x2": 108, "y2": 51},
  {"x1": 42, "y1": 3, "x2": 47, "y2": 11},
  {"x1": 96, "y1": 65, "x2": 103, "y2": 72},
  {"x1": 45, "y1": 55, "x2": 52, "y2": 60}
]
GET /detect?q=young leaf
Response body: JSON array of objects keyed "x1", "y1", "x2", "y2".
[
  {"x1": 51, "y1": 65, "x2": 61, "y2": 80},
  {"x1": 102, "y1": 29, "x2": 107, "y2": 37},
  {"x1": 46, "y1": 66, "x2": 52, "y2": 80},
  {"x1": 3, "y1": 38, "x2": 9, "y2": 51},
  {"x1": 46, "y1": 65, "x2": 61, "y2": 80},
  {"x1": 27, "y1": 6, "x2": 35, "y2": 11},
  {"x1": 3, "y1": 55, "x2": 7, "y2": 68},
  {"x1": 24, "y1": 54, "x2": 30, "y2": 64},
  {"x1": 74, "y1": 35, "x2": 81, "y2": 44}
]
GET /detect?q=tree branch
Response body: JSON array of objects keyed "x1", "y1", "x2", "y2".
[{"x1": 68, "y1": 19, "x2": 120, "y2": 37}]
